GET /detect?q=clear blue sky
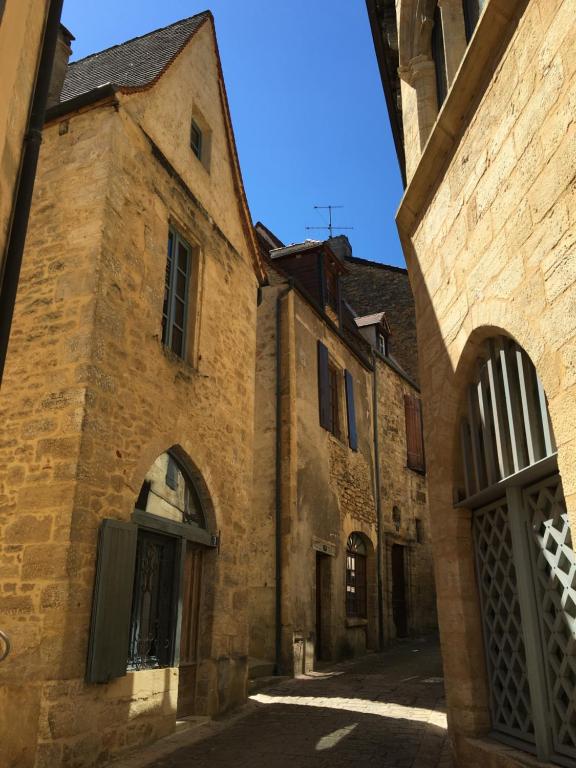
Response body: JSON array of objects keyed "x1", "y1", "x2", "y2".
[{"x1": 61, "y1": 1, "x2": 405, "y2": 267}]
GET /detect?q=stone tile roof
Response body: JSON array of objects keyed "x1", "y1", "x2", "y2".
[
  {"x1": 61, "y1": 12, "x2": 210, "y2": 102},
  {"x1": 341, "y1": 257, "x2": 419, "y2": 384}
]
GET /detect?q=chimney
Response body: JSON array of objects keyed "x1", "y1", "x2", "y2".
[
  {"x1": 327, "y1": 235, "x2": 352, "y2": 263},
  {"x1": 47, "y1": 24, "x2": 74, "y2": 108}
]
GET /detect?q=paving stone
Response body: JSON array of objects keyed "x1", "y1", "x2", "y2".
[{"x1": 112, "y1": 637, "x2": 452, "y2": 768}]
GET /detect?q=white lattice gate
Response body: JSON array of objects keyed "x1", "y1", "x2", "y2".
[{"x1": 462, "y1": 337, "x2": 576, "y2": 767}]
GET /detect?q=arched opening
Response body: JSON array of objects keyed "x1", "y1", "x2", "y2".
[
  {"x1": 85, "y1": 448, "x2": 217, "y2": 720},
  {"x1": 345, "y1": 532, "x2": 378, "y2": 652},
  {"x1": 132, "y1": 450, "x2": 215, "y2": 718},
  {"x1": 431, "y1": 2, "x2": 448, "y2": 108},
  {"x1": 457, "y1": 335, "x2": 575, "y2": 765}
]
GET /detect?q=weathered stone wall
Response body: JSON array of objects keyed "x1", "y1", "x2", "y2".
[
  {"x1": 0, "y1": 0, "x2": 49, "y2": 273},
  {"x1": 0, "y1": 34, "x2": 259, "y2": 765},
  {"x1": 375, "y1": 358, "x2": 437, "y2": 640},
  {"x1": 396, "y1": 0, "x2": 575, "y2": 764}
]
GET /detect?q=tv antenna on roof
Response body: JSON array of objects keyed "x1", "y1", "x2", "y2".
[{"x1": 306, "y1": 205, "x2": 353, "y2": 239}]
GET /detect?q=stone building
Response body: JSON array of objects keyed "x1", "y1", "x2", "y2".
[
  {"x1": 0, "y1": 12, "x2": 266, "y2": 767},
  {"x1": 250, "y1": 223, "x2": 437, "y2": 676},
  {"x1": 368, "y1": 0, "x2": 576, "y2": 766}
]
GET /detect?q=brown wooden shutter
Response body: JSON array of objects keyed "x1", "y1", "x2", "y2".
[
  {"x1": 404, "y1": 394, "x2": 425, "y2": 472},
  {"x1": 345, "y1": 370, "x2": 358, "y2": 451},
  {"x1": 86, "y1": 519, "x2": 137, "y2": 684},
  {"x1": 318, "y1": 341, "x2": 332, "y2": 431}
]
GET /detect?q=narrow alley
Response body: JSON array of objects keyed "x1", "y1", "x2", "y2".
[{"x1": 114, "y1": 638, "x2": 452, "y2": 768}]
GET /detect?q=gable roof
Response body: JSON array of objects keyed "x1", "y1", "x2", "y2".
[{"x1": 61, "y1": 13, "x2": 210, "y2": 102}]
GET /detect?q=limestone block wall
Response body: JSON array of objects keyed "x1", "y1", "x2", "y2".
[
  {"x1": 0, "y1": 94, "x2": 258, "y2": 767},
  {"x1": 396, "y1": 0, "x2": 576, "y2": 763},
  {"x1": 375, "y1": 360, "x2": 437, "y2": 639}
]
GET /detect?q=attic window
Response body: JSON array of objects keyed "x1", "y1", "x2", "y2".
[
  {"x1": 377, "y1": 333, "x2": 389, "y2": 357},
  {"x1": 190, "y1": 120, "x2": 203, "y2": 160}
]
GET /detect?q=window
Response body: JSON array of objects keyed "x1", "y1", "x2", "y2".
[
  {"x1": 318, "y1": 342, "x2": 357, "y2": 448},
  {"x1": 128, "y1": 530, "x2": 177, "y2": 670},
  {"x1": 162, "y1": 228, "x2": 192, "y2": 358},
  {"x1": 86, "y1": 452, "x2": 214, "y2": 684},
  {"x1": 404, "y1": 394, "x2": 425, "y2": 472},
  {"x1": 462, "y1": 0, "x2": 485, "y2": 42},
  {"x1": 377, "y1": 332, "x2": 389, "y2": 357},
  {"x1": 346, "y1": 534, "x2": 367, "y2": 618},
  {"x1": 190, "y1": 120, "x2": 203, "y2": 160},
  {"x1": 431, "y1": 3, "x2": 448, "y2": 109}
]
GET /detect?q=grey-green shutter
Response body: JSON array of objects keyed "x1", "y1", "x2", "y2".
[
  {"x1": 317, "y1": 340, "x2": 331, "y2": 431},
  {"x1": 86, "y1": 519, "x2": 137, "y2": 684},
  {"x1": 345, "y1": 370, "x2": 358, "y2": 451}
]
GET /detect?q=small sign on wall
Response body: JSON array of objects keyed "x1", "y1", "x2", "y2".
[{"x1": 312, "y1": 537, "x2": 336, "y2": 557}]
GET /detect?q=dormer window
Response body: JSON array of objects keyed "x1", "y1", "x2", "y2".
[{"x1": 190, "y1": 120, "x2": 203, "y2": 160}]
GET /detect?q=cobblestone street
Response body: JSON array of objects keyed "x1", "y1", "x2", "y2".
[{"x1": 115, "y1": 637, "x2": 452, "y2": 768}]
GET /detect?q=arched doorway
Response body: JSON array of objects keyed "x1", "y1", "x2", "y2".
[
  {"x1": 133, "y1": 450, "x2": 213, "y2": 717},
  {"x1": 457, "y1": 335, "x2": 575, "y2": 765},
  {"x1": 85, "y1": 448, "x2": 217, "y2": 720}
]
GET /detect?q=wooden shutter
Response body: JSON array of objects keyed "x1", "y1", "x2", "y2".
[
  {"x1": 404, "y1": 394, "x2": 425, "y2": 472},
  {"x1": 345, "y1": 370, "x2": 358, "y2": 451},
  {"x1": 318, "y1": 341, "x2": 332, "y2": 431},
  {"x1": 86, "y1": 519, "x2": 137, "y2": 684}
]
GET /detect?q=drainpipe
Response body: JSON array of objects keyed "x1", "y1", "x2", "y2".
[
  {"x1": 372, "y1": 351, "x2": 385, "y2": 649},
  {"x1": 0, "y1": 0, "x2": 65, "y2": 386},
  {"x1": 274, "y1": 282, "x2": 293, "y2": 675}
]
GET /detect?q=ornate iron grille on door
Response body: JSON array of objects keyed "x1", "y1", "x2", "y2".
[{"x1": 460, "y1": 336, "x2": 576, "y2": 767}]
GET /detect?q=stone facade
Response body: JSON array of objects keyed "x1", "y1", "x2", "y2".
[
  {"x1": 0, "y1": 0, "x2": 50, "y2": 275},
  {"x1": 0, "y1": 16, "x2": 262, "y2": 768},
  {"x1": 249, "y1": 229, "x2": 437, "y2": 675},
  {"x1": 369, "y1": 0, "x2": 576, "y2": 766}
]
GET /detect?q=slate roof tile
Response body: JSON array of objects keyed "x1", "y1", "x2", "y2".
[{"x1": 61, "y1": 12, "x2": 210, "y2": 102}]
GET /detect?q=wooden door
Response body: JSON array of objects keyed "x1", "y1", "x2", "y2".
[
  {"x1": 316, "y1": 553, "x2": 323, "y2": 659},
  {"x1": 391, "y1": 544, "x2": 408, "y2": 638},
  {"x1": 177, "y1": 542, "x2": 203, "y2": 717}
]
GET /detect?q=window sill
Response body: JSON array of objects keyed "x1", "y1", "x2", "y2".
[
  {"x1": 159, "y1": 341, "x2": 199, "y2": 377},
  {"x1": 346, "y1": 617, "x2": 368, "y2": 628}
]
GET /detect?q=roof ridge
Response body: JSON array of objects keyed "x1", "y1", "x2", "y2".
[
  {"x1": 344, "y1": 254, "x2": 407, "y2": 273},
  {"x1": 68, "y1": 11, "x2": 211, "y2": 67}
]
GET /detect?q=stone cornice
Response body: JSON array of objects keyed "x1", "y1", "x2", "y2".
[{"x1": 396, "y1": 0, "x2": 529, "y2": 237}]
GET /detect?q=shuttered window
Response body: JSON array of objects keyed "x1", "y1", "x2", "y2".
[
  {"x1": 86, "y1": 520, "x2": 138, "y2": 684},
  {"x1": 345, "y1": 370, "x2": 358, "y2": 451},
  {"x1": 162, "y1": 228, "x2": 192, "y2": 359},
  {"x1": 404, "y1": 394, "x2": 425, "y2": 472}
]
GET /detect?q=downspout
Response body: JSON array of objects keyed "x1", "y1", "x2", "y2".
[
  {"x1": 372, "y1": 351, "x2": 385, "y2": 649},
  {"x1": 274, "y1": 281, "x2": 293, "y2": 675},
  {"x1": 0, "y1": 0, "x2": 64, "y2": 386}
]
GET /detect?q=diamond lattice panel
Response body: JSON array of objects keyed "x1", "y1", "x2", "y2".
[
  {"x1": 474, "y1": 500, "x2": 536, "y2": 744},
  {"x1": 526, "y1": 476, "x2": 576, "y2": 760}
]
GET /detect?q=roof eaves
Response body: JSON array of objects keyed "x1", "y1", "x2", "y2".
[{"x1": 45, "y1": 83, "x2": 118, "y2": 122}]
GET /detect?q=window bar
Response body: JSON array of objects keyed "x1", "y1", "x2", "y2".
[
  {"x1": 467, "y1": 384, "x2": 486, "y2": 491},
  {"x1": 498, "y1": 337, "x2": 524, "y2": 473},
  {"x1": 536, "y1": 376, "x2": 555, "y2": 456},
  {"x1": 515, "y1": 346, "x2": 537, "y2": 466},
  {"x1": 477, "y1": 362, "x2": 498, "y2": 486},
  {"x1": 486, "y1": 340, "x2": 511, "y2": 479}
]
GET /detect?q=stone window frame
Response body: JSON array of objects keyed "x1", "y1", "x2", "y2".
[
  {"x1": 161, "y1": 220, "x2": 204, "y2": 369},
  {"x1": 190, "y1": 106, "x2": 212, "y2": 173},
  {"x1": 397, "y1": 0, "x2": 470, "y2": 158}
]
